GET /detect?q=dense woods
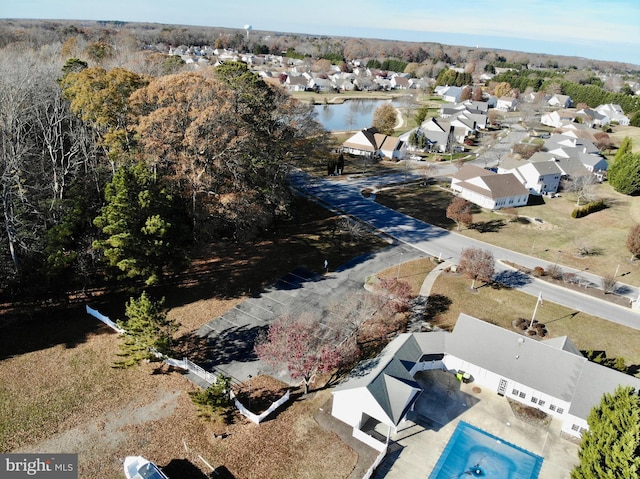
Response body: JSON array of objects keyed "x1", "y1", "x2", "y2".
[{"x1": 0, "y1": 25, "x2": 326, "y2": 302}]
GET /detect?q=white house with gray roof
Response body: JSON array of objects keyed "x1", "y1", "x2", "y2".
[
  {"x1": 450, "y1": 164, "x2": 529, "y2": 210},
  {"x1": 502, "y1": 160, "x2": 562, "y2": 195},
  {"x1": 331, "y1": 314, "x2": 640, "y2": 450}
]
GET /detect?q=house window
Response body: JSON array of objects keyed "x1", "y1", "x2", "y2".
[
  {"x1": 531, "y1": 397, "x2": 538, "y2": 404},
  {"x1": 512, "y1": 389, "x2": 519, "y2": 396},
  {"x1": 571, "y1": 424, "x2": 580, "y2": 431},
  {"x1": 580, "y1": 427, "x2": 587, "y2": 434},
  {"x1": 549, "y1": 404, "x2": 556, "y2": 412},
  {"x1": 538, "y1": 400, "x2": 545, "y2": 407},
  {"x1": 519, "y1": 391, "x2": 526, "y2": 399},
  {"x1": 557, "y1": 408, "x2": 564, "y2": 414}
]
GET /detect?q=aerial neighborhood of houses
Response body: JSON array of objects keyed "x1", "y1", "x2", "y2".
[{"x1": 163, "y1": 46, "x2": 639, "y2": 214}]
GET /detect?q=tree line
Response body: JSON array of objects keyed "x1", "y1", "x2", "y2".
[{"x1": 0, "y1": 49, "x2": 325, "y2": 301}]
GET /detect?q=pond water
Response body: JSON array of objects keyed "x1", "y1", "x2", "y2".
[{"x1": 313, "y1": 99, "x2": 397, "y2": 132}]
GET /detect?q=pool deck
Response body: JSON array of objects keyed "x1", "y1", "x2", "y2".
[{"x1": 373, "y1": 370, "x2": 580, "y2": 479}]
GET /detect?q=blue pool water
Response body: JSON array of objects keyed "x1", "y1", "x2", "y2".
[{"x1": 429, "y1": 421, "x2": 543, "y2": 479}]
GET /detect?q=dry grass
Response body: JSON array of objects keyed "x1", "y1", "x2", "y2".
[
  {"x1": 609, "y1": 125, "x2": 640, "y2": 153},
  {"x1": 376, "y1": 181, "x2": 640, "y2": 286},
  {"x1": 0, "y1": 195, "x2": 385, "y2": 478},
  {"x1": 428, "y1": 271, "x2": 640, "y2": 367},
  {"x1": 376, "y1": 257, "x2": 437, "y2": 295}
]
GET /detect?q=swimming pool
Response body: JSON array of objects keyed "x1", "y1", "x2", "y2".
[{"x1": 429, "y1": 421, "x2": 543, "y2": 479}]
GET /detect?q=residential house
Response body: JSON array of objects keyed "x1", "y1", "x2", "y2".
[
  {"x1": 308, "y1": 77, "x2": 333, "y2": 92},
  {"x1": 390, "y1": 76, "x2": 411, "y2": 90},
  {"x1": 421, "y1": 118, "x2": 467, "y2": 144},
  {"x1": 284, "y1": 75, "x2": 309, "y2": 92},
  {"x1": 451, "y1": 164, "x2": 529, "y2": 210},
  {"x1": 556, "y1": 123, "x2": 601, "y2": 144},
  {"x1": 541, "y1": 109, "x2": 576, "y2": 128},
  {"x1": 595, "y1": 104, "x2": 630, "y2": 125},
  {"x1": 496, "y1": 96, "x2": 518, "y2": 112},
  {"x1": 528, "y1": 152, "x2": 591, "y2": 181},
  {"x1": 342, "y1": 128, "x2": 404, "y2": 160},
  {"x1": 437, "y1": 86, "x2": 464, "y2": 103},
  {"x1": 506, "y1": 161, "x2": 562, "y2": 195},
  {"x1": 548, "y1": 94, "x2": 572, "y2": 108},
  {"x1": 332, "y1": 313, "x2": 640, "y2": 449},
  {"x1": 399, "y1": 128, "x2": 451, "y2": 154},
  {"x1": 575, "y1": 108, "x2": 609, "y2": 127}
]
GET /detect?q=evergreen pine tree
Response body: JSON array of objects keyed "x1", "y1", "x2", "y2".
[
  {"x1": 608, "y1": 152, "x2": 640, "y2": 195},
  {"x1": 571, "y1": 386, "x2": 640, "y2": 479},
  {"x1": 614, "y1": 137, "x2": 633, "y2": 162},
  {"x1": 114, "y1": 292, "x2": 178, "y2": 367}
]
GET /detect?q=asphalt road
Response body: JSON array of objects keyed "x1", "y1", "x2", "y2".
[{"x1": 290, "y1": 168, "x2": 640, "y2": 331}]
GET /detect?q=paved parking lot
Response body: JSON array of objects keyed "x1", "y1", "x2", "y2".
[{"x1": 187, "y1": 244, "x2": 426, "y2": 387}]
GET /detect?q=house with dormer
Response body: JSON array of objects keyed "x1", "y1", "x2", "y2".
[{"x1": 331, "y1": 313, "x2": 640, "y2": 450}]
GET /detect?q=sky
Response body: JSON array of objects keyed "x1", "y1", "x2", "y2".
[{"x1": 2, "y1": 0, "x2": 640, "y2": 65}]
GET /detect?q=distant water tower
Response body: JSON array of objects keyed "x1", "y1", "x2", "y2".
[{"x1": 244, "y1": 24, "x2": 253, "y2": 39}]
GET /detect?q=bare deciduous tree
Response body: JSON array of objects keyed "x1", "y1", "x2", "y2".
[
  {"x1": 601, "y1": 274, "x2": 618, "y2": 294},
  {"x1": 626, "y1": 224, "x2": 640, "y2": 260},
  {"x1": 458, "y1": 247, "x2": 495, "y2": 289}
]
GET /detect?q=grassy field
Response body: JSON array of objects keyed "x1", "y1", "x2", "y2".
[
  {"x1": 375, "y1": 181, "x2": 640, "y2": 286},
  {"x1": 609, "y1": 125, "x2": 640, "y2": 153}
]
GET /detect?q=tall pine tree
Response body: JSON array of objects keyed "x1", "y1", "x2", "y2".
[
  {"x1": 572, "y1": 386, "x2": 640, "y2": 479},
  {"x1": 93, "y1": 162, "x2": 189, "y2": 286}
]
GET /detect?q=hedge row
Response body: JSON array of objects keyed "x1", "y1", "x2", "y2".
[{"x1": 571, "y1": 200, "x2": 607, "y2": 218}]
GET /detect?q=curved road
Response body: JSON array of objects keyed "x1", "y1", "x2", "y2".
[{"x1": 290, "y1": 169, "x2": 640, "y2": 330}]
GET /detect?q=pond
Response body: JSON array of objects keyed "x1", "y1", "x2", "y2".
[{"x1": 313, "y1": 99, "x2": 398, "y2": 132}]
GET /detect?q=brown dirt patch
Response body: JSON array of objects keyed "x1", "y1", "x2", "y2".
[{"x1": 507, "y1": 398, "x2": 552, "y2": 429}]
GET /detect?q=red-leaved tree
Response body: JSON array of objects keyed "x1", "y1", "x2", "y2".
[
  {"x1": 372, "y1": 277, "x2": 413, "y2": 316},
  {"x1": 255, "y1": 314, "x2": 358, "y2": 394},
  {"x1": 447, "y1": 197, "x2": 473, "y2": 230}
]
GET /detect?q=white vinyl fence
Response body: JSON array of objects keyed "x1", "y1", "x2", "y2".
[
  {"x1": 86, "y1": 305, "x2": 125, "y2": 333},
  {"x1": 231, "y1": 390, "x2": 291, "y2": 424},
  {"x1": 87, "y1": 305, "x2": 291, "y2": 424}
]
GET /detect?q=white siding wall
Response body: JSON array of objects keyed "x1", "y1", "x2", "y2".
[
  {"x1": 441, "y1": 354, "x2": 571, "y2": 421},
  {"x1": 562, "y1": 415, "x2": 588, "y2": 438},
  {"x1": 331, "y1": 390, "x2": 392, "y2": 429}
]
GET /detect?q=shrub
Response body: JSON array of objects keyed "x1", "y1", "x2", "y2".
[
  {"x1": 546, "y1": 264, "x2": 563, "y2": 280},
  {"x1": 571, "y1": 199, "x2": 607, "y2": 218},
  {"x1": 532, "y1": 266, "x2": 545, "y2": 277}
]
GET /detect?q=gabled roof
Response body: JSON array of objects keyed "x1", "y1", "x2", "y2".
[
  {"x1": 334, "y1": 333, "x2": 424, "y2": 425},
  {"x1": 452, "y1": 163, "x2": 494, "y2": 181},
  {"x1": 477, "y1": 173, "x2": 529, "y2": 199},
  {"x1": 336, "y1": 314, "x2": 640, "y2": 424},
  {"x1": 448, "y1": 314, "x2": 586, "y2": 401},
  {"x1": 518, "y1": 160, "x2": 563, "y2": 177}
]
